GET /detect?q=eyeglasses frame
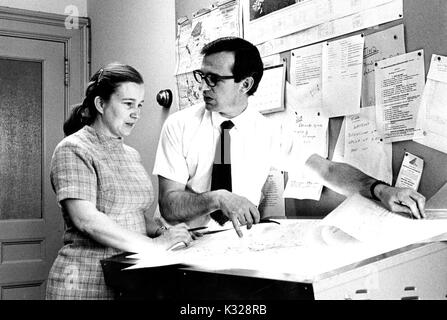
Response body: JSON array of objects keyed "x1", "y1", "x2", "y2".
[{"x1": 193, "y1": 69, "x2": 235, "y2": 88}]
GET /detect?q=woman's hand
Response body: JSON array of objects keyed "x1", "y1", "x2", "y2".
[{"x1": 153, "y1": 223, "x2": 194, "y2": 250}]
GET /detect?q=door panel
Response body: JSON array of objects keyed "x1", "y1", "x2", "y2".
[
  {"x1": 0, "y1": 58, "x2": 42, "y2": 220},
  {"x1": 0, "y1": 35, "x2": 65, "y2": 300}
]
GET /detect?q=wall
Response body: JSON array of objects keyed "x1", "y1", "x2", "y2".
[
  {"x1": 88, "y1": 0, "x2": 176, "y2": 214},
  {"x1": 176, "y1": 0, "x2": 447, "y2": 217},
  {"x1": 0, "y1": 0, "x2": 87, "y2": 16},
  {"x1": 175, "y1": 0, "x2": 210, "y2": 24}
]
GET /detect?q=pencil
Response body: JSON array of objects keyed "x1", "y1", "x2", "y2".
[{"x1": 187, "y1": 226, "x2": 208, "y2": 232}]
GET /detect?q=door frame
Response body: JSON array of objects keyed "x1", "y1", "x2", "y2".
[
  {"x1": 0, "y1": 5, "x2": 90, "y2": 118},
  {"x1": 0, "y1": 6, "x2": 90, "y2": 298}
]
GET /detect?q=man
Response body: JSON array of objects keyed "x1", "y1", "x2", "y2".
[{"x1": 153, "y1": 37, "x2": 426, "y2": 237}]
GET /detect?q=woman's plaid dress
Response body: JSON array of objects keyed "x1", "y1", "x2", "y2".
[{"x1": 46, "y1": 125, "x2": 154, "y2": 299}]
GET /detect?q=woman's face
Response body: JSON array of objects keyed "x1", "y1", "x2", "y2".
[{"x1": 100, "y1": 82, "x2": 145, "y2": 138}]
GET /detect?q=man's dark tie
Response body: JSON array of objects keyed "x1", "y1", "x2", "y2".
[{"x1": 210, "y1": 120, "x2": 234, "y2": 225}]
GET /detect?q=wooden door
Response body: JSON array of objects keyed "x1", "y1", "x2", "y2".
[{"x1": 0, "y1": 35, "x2": 65, "y2": 300}]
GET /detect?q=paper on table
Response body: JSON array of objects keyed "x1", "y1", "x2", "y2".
[
  {"x1": 316, "y1": 194, "x2": 447, "y2": 250},
  {"x1": 125, "y1": 194, "x2": 447, "y2": 280},
  {"x1": 322, "y1": 34, "x2": 364, "y2": 118},
  {"x1": 425, "y1": 182, "x2": 447, "y2": 219},
  {"x1": 126, "y1": 222, "x2": 383, "y2": 283},
  {"x1": 125, "y1": 219, "x2": 320, "y2": 272},
  {"x1": 414, "y1": 54, "x2": 447, "y2": 154},
  {"x1": 375, "y1": 50, "x2": 426, "y2": 143}
]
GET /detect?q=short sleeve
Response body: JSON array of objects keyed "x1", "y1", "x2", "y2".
[
  {"x1": 152, "y1": 116, "x2": 189, "y2": 185},
  {"x1": 50, "y1": 142, "x2": 97, "y2": 204}
]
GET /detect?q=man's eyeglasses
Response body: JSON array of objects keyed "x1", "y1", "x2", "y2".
[{"x1": 193, "y1": 70, "x2": 235, "y2": 88}]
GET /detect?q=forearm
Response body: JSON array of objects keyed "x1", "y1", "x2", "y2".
[
  {"x1": 82, "y1": 214, "x2": 156, "y2": 252},
  {"x1": 305, "y1": 154, "x2": 376, "y2": 198},
  {"x1": 64, "y1": 200, "x2": 157, "y2": 253},
  {"x1": 160, "y1": 189, "x2": 221, "y2": 224}
]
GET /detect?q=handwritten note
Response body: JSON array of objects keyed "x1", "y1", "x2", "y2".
[
  {"x1": 344, "y1": 108, "x2": 393, "y2": 183},
  {"x1": 375, "y1": 50, "x2": 426, "y2": 143},
  {"x1": 283, "y1": 110, "x2": 328, "y2": 200},
  {"x1": 322, "y1": 34, "x2": 364, "y2": 118}
]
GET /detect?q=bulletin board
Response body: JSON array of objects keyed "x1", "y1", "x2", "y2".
[{"x1": 175, "y1": 0, "x2": 447, "y2": 217}]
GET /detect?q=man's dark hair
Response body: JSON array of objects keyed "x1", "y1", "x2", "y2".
[{"x1": 201, "y1": 37, "x2": 264, "y2": 96}]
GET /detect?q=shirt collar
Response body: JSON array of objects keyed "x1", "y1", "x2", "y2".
[{"x1": 210, "y1": 103, "x2": 256, "y2": 131}]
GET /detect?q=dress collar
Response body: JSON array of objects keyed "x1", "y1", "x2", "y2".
[{"x1": 84, "y1": 125, "x2": 123, "y2": 149}]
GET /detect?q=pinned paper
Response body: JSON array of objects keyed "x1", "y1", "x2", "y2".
[{"x1": 395, "y1": 152, "x2": 424, "y2": 191}]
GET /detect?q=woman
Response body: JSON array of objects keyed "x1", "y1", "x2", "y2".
[{"x1": 46, "y1": 63, "x2": 193, "y2": 299}]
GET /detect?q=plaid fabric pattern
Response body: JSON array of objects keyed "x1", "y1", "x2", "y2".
[{"x1": 46, "y1": 126, "x2": 154, "y2": 300}]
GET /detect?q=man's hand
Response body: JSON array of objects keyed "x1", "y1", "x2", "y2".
[
  {"x1": 375, "y1": 184, "x2": 426, "y2": 219},
  {"x1": 216, "y1": 190, "x2": 260, "y2": 237}
]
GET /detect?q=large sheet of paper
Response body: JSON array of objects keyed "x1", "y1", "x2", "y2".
[
  {"x1": 175, "y1": 0, "x2": 241, "y2": 75},
  {"x1": 414, "y1": 54, "x2": 447, "y2": 154},
  {"x1": 126, "y1": 195, "x2": 447, "y2": 280},
  {"x1": 290, "y1": 43, "x2": 323, "y2": 112},
  {"x1": 243, "y1": 0, "x2": 393, "y2": 46},
  {"x1": 322, "y1": 34, "x2": 364, "y2": 118},
  {"x1": 175, "y1": 1, "x2": 241, "y2": 110},
  {"x1": 176, "y1": 72, "x2": 202, "y2": 110},
  {"x1": 126, "y1": 219, "x2": 394, "y2": 280},
  {"x1": 257, "y1": 0, "x2": 403, "y2": 58},
  {"x1": 316, "y1": 194, "x2": 447, "y2": 250},
  {"x1": 344, "y1": 108, "x2": 393, "y2": 184},
  {"x1": 425, "y1": 182, "x2": 447, "y2": 218},
  {"x1": 375, "y1": 50, "x2": 426, "y2": 143},
  {"x1": 362, "y1": 24, "x2": 406, "y2": 108}
]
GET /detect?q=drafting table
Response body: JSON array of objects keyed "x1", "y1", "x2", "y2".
[{"x1": 101, "y1": 240, "x2": 447, "y2": 300}]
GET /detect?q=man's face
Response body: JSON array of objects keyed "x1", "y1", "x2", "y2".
[{"x1": 199, "y1": 51, "x2": 246, "y2": 118}]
